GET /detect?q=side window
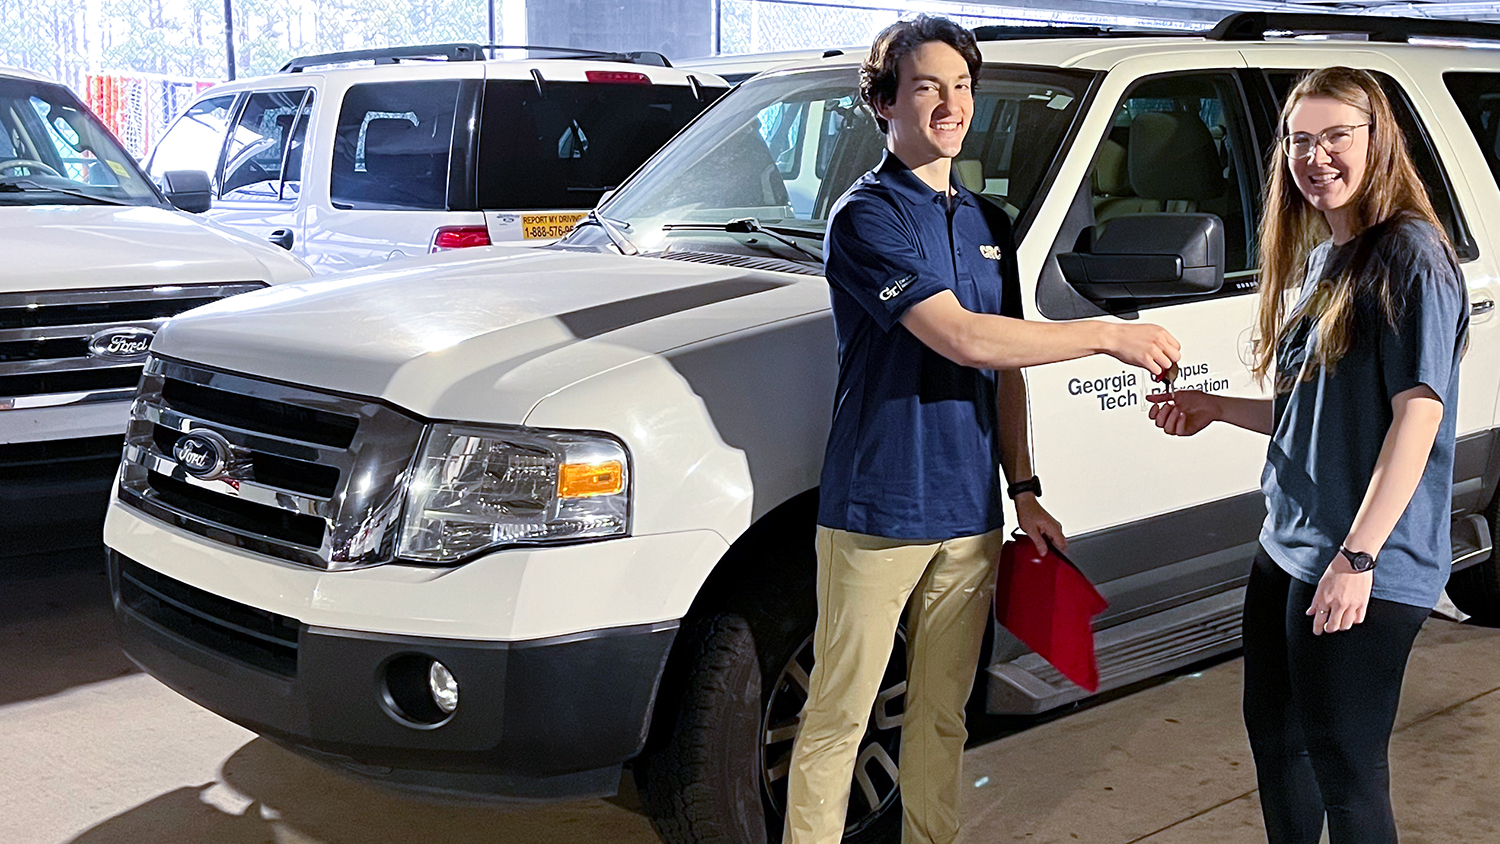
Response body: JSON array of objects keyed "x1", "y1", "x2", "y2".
[
  {"x1": 1266, "y1": 71, "x2": 1471, "y2": 259},
  {"x1": 1444, "y1": 72, "x2": 1500, "y2": 213},
  {"x1": 1086, "y1": 74, "x2": 1256, "y2": 278},
  {"x1": 220, "y1": 89, "x2": 311, "y2": 202},
  {"x1": 955, "y1": 71, "x2": 1087, "y2": 226},
  {"x1": 148, "y1": 94, "x2": 236, "y2": 190},
  {"x1": 331, "y1": 80, "x2": 461, "y2": 211},
  {"x1": 279, "y1": 94, "x2": 314, "y2": 202},
  {"x1": 757, "y1": 101, "x2": 807, "y2": 179}
]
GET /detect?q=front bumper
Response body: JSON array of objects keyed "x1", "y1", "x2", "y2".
[{"x1": 109, "y1": 550, "x2": 677, "y2": 801}]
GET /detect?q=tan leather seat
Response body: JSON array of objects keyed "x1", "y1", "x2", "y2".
[
  {"x1": 1091, "y1": 139, "x2": 1159, "y2": 229},
  {"x1": 954, "y1": 158, "x2": 984, "y2": 192},
  {"x1": 1126, "y1": 111, "x2": 1225, "y2": 214}
]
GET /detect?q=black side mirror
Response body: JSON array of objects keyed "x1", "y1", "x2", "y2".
[
  {"x1": 1057, "y1": 213, "x2": 1224, "y2": 300},
  {"x1": 162, "y1": 170, "x2": 212, "y2": 214}
]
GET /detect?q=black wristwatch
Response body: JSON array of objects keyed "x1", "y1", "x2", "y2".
[
  {"x1": 1339, "y1": 545, "x2": 1378, "y2": 573},
  {"x1": 1007, "y1": 476, "x2": 1042, "y2": 500}
]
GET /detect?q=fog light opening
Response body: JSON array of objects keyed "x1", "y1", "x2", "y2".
[{"x1": 381, "y1": 654, "x2": 457, "y2": 728}]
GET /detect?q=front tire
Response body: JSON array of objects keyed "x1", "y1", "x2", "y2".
[{"x1": 637, "y1": 566, "x2": 905, "y2": 844}]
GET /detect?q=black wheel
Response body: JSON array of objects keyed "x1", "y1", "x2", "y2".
[
  {"x1": 637, "y1": 566, "x2": 906, "y2": 844},
  {"x1": 1448, "y1": 494, "x2": 1500, "y2": 622}
]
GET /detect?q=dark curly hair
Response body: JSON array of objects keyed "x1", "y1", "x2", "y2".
[{"x1": 860, "y1": 15, "x2": 981, "y2": 134}]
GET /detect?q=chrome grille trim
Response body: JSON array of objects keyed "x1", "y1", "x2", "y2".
[
  {"x1": 118, "y1": 357, "x2": 427, "y2": 570},
  {"x1": 0, "y1": 282, "x2": 267, "y2": 401},
  {"x1": 124, "y1": 444, "x2": 333, "y2": 508}
]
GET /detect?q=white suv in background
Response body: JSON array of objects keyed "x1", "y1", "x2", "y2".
[
  {"x1": 102, "y1": 12, "x2": 1500, "y2": 844},
  {"x1": 145, "y1": 44, "x2": 730, "y2": 274},
  {"x1": 0, "y1": 65, "x2": 311, "y2": 554}
]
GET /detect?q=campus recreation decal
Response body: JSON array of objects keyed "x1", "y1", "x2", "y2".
[{"x1": 1067, "y1": 362, "x2": 1231, "y2": 412}]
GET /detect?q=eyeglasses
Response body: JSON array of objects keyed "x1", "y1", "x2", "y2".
[{"x1": 1280, "y1": 123, "x2": 1370, "y2": 161}]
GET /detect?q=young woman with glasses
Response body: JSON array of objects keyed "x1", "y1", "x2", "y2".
[{"x1": 1147, "y1": 66, "x2": 1468, "y2": 844}]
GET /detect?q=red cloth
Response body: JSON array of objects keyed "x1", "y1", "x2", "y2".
[{"x1": 994, "y1": 536, "x2": 1109, "y2": 693}]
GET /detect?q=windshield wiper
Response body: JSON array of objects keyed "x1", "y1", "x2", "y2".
[
  {"x1": 661, "y1": 218, "x2": 822, "y2": 262},
  {"x1": 575, "y1": 208, "x2": 639, "y2": 256},
  {"x1": 0, "y1": 179, "x2": 135, "y2": 207}
]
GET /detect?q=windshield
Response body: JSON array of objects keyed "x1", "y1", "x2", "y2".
[
  {"x1": 0, "y1": 77, "x2": 162, "y2": 206},
  {"x1": 568, "y1": 64, "x2": 1092, "y2": 263}
]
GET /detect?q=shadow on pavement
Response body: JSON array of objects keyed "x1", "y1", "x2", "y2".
[
  {"x1": 0, "y1": 542, "x2": 139, "y2": 707},
  {"x1": 69, "y1": 738, "x2": 660, "y2": 844}
]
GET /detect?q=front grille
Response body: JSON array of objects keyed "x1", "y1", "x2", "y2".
[
  {"x1": 116, "y1": 554, "x2": 300, "y2": 677},
  {"x1": 0, "y1": 283, "x2": 266, "y2": 405},
  {"x1": 118, "y1": 357, "x2": 426, "y2": 570}
]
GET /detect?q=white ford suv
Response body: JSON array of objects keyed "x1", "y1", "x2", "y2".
[
  {"x1": 104, "y1": 13, "x2": 1500, "y2": 844},
  {"x1": 144, "y1": 44, "x2": 730, "y2": 274},
  {"x1": 0, "y1": 66, "x2": 310, "y2": 554}
]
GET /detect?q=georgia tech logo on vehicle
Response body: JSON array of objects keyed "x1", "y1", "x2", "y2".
[
  {"x1": 87, "y1": 327, "x2": 154, "y2": 360},
  {"x1": 980, "y1": 244, "x2": 1003, "y2": 261},
  {"x1": 879, "y1": 274, "x2": 915, "y2": 301},
  {"x1": 172, "y1": 429, "x2": 234, "y2": 481}
]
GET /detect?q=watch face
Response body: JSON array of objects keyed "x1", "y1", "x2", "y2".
[{"x1": 1346, "y1": 550, "x2": 1375, "y2": 571}]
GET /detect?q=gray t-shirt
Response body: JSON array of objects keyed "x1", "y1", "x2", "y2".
[{"x1": 1260, "y1": 218, "x2": 1468, "y2": 609}]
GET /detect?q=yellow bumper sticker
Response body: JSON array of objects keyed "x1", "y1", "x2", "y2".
[{"x1": 521, "y1": 212, "x2": 586, "y2": 240}]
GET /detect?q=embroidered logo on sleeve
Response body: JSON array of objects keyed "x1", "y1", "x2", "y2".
[
  {"x1": 980, "y1": 244, "x2": 1003, "y2": 260},
  {"x1": 879, "y1": 274, "x2": 916, "y2": 301}
]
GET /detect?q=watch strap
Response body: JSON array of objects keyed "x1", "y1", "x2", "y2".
[{"x1": 1007, "y1": 476, "x2": 1042, "y2": 500}]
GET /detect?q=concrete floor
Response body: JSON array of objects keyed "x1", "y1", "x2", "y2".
[{"x1": 3, "y1": 545, "x2": 1498, "y2": 844}]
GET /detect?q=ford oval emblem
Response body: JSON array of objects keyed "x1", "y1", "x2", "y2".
[
  {"x1": 173, "y1": 430, "x2": 232, "y2": 480},
  {"x1": 88, "y1": 327, "x2": 155, "y2": 360}
]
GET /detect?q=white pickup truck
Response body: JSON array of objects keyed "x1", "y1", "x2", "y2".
[
  {"x1": 0, "y1": 66, "x2": 311, "y2": 554},
  {"x1": 103, "y1": 13, "x2": 1500, "y2": 844}
]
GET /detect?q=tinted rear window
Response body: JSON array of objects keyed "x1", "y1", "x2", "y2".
[
  {"x1": 331, "y1": 80, "x2": 461, "y2": 211},
  {"x1": 477, "y1": 79, "x2": 725, "y2": 211},
  {"x1": 1445, "y1": 73, "x2": 1500, "y2": 190}
]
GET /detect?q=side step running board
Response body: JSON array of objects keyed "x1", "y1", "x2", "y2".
[
  {"x1": 987, "y1": 513, "x2": 1493, "y2": 716},
  {"x1": 1451, "y1": 513, "x2": 1492, "y2": 573},
  {"x1": 986, "y1": 588, "x2": 1244, "y2": 715}
]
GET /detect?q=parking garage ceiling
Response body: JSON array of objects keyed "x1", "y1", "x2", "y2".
[{"x1": 952, "y1": 0, "x2": 1500, "y2": 25}]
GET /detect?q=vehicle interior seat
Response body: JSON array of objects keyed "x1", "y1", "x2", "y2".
[
  {"x1": 1091, "y1": 139, "x2": 1159, "y2": 231},
  {"x1": 955, "y1": 157, "x2": 1020, "y2": 221},
  {"x1": 1126, "y1": 111, "x2": 1225, "y2": 215},
  {"x1": 360, "y1": 117, "x2": 446, "y2": 209}
]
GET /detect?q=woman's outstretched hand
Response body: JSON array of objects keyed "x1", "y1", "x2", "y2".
[{"x1": 1148, "y1": 389, "x2": 1220, "y2": 437}]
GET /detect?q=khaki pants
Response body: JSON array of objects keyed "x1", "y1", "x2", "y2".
[{"x1": 784, "y1": 526, "x2": 1003, "y2": 844}]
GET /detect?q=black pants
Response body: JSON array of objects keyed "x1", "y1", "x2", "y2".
[{"x1": 1242, "y1": 549, "x2": 1429, "y2": 844}]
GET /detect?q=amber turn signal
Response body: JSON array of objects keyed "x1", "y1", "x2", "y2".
[{"x1": 558, "y1": 460, "x2": 625, "y2": 498}]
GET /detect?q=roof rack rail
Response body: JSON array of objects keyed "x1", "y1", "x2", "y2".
[
  {"x1": 1208, "y1": 11, "x2": 1500, "y2": 43},
  {"x1": 973, "y1": 23, "x2": 1199, "y2": 42},
  {"x1": 479, "y1": 45, "x2": 672, "y2": 67},
  {"x1": 280, "y1": 43, "x2": 483, "y2": 73}
]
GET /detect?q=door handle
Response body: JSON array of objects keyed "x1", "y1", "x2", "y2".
[
  {"x1": 1473, "y1": 298, "x2": 1495, "y2": 317},
  {"x1": 268, "y1": 228, "x2": 294, "y2": 250}
]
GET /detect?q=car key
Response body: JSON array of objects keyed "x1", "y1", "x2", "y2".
[{"x1": 1147, "y1": 362, "x2": 1179, "y2": 403}]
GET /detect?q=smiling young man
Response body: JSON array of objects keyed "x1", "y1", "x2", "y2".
[{"x1": 783, "y1": 15, "x2": 1182, "y2": 844}]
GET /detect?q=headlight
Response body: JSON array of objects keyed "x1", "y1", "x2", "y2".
[{"x1": 397, "y1": 423, "x2": 630, "y2": 564}]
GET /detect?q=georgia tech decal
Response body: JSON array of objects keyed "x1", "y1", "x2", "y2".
[{"x1": 879, "y1": 274, "x2": 915, "y2": 301}]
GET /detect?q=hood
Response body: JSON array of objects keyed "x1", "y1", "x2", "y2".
[
  {"x1": 152, "y1": 247, "x2": 824, "y2": 422},
  {"x1": 1, "y1": 204, "x2": 313, "y2": 291}
]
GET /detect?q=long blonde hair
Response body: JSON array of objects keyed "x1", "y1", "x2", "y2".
[{"x1": 1253, "y1": 67, "x2": 1451, "y2": 388}]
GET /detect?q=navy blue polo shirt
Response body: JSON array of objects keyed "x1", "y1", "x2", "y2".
[{"x1": 817, "y1": 151, "x2": 1022, "y2": 540}]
